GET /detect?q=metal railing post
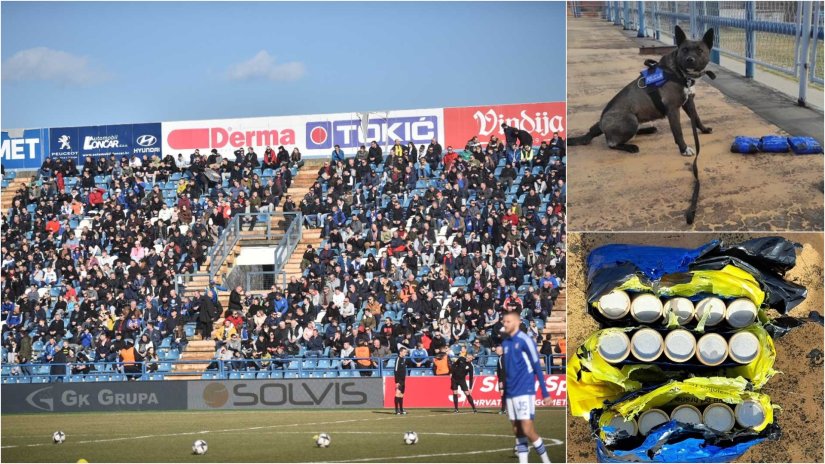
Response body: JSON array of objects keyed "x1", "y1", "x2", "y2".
[
  {"x1": 638, "y1": 1, "x2": 646, "y2": 37},
  {"x1": 810, "y1": 4, "x2": 823, "y2": 85},
  {"x1": 745, "y1": 1, "x2": 756, "y2": 78},
  {"x1": 623, "y1": 1, "x2": 630, "y2": 29},
  {"x1": 614, "y1": 1, "x2": 622, "y2": 25},
  {"x1": 653, "y1": 1, "x2": 660, "y2": 41},
  {"x1": 798, "y1": 0, "x2": 814, "y2": 107},
  {"x1": 689, "y1": 1, "x2": 698, "y2": 38}
]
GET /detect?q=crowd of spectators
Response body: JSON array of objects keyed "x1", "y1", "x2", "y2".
[
  {"x1": 1, "y1": 128, "x2": 566, "y2": 381},
  {"x1": 1, "y1": 146, "x2": 301, "y2": 379}
]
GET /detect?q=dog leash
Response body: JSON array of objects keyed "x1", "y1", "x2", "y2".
[
  {"x1": 684, "y1": 69, "x2": 716, "y2": 225},
  {"x1": 685, "y1": 98, "x2": 701, "y2": 225}
]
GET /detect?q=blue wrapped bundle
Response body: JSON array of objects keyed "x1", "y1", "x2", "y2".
[
  {"x1": 758, "y1": 136, "x2": 790, "y2": 153},
  {"x1": 729, "y1": 136, "x2": 759, "y2": 154},
  {"x1": 787, "y1": 136, "x2": 823, "y2": 155}
]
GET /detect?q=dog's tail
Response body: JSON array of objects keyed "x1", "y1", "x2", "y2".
[{"x1": 567, "y1": 123, "x2": 602, "y2": 146}]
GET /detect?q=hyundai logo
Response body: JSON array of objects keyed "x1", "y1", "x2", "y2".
[{"x1": 136, "y1": 135, "x2": 157, "y2": 147}]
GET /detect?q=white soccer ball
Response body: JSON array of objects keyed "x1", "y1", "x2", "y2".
[
  {"x1": 52, "y1": 431, "x2": 66, "y2": 444},
  {"x1": 192, "y1": 439, "x2": 208, "y2": 455},
  {"x1": 315, "y1": 433, "x2": 331, "y2": 448},
  {"x1": 403, "y1": 431, "x2": 419, "y2": 445}
]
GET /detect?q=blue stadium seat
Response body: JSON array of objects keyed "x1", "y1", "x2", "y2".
[
  {"x1": 201, "y1": 373, "x2": 217, "y2": 380},
  {"x1": 285, "y1": 372, "x2": 299, "y2": 379},
  {"x1": 240, "y1": 372, "x2": 255, "y2": 380},
  {"x1": 269, "y1": 370, "x2": 285, "y2": 379}
]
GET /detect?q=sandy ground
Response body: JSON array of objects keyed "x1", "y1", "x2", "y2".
[
  {"x1": 566, "y1": 18, "x2": 824, "y2": 231},
  {"x1": 566, "y1": 233, "x2": 824, "y2": 463}
]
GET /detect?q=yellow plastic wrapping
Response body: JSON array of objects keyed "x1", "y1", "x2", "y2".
[
  {"x1": 568, "y1": 325, "x2": 776, "y2": 419},
  {"x1": 598, "y1": 377, "x2": 777, "y2": 442},
  {"x1": 602, "y1": 265, "x2": 766, "y2": 309}
]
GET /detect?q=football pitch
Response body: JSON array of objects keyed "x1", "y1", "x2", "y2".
[{"x1": 1, "y1": 408, "x2": 565, "y2": 462}]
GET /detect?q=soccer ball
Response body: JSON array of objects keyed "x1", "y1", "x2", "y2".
[
  {"x1": 192, "y1": 439, "x2": 208, "y2": 455},
  {"x1": 53, "y1": 431, "x2": 66, "y2": 444},
  {"x1": 403, "y1": 431, "x2": 419, "y2": 445},
  {"x1": 314, "y1": 433, "x2": 331, "y2": 448}
]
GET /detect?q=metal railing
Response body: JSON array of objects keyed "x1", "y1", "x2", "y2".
[
  {"x1": 221, "y1": 212, "x2": 302, "y2": 292},
  {"x1": 0, "y1": 353, "x2": 566, "y2": 383},
  {"x1": 175, "y1": 212, "x2": 301, "y2": 294},
  {"x1": 598, "y1": 1, "x2": 824, "y2": 106}
]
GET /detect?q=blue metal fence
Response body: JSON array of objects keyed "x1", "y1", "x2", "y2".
[
  {"x1": 592, "y1": 1, "x2": 824, "y2": 107},
  {"x1": 1, "y1": 353, "x2": 566, "y2": 383}
]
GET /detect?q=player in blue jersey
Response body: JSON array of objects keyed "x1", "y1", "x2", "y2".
[{"x1": 501, "y1": 311, "x2": 552, "y2": 463}]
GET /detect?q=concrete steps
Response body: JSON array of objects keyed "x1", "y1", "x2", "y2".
[
  {"x1": 1, "y1": 175, "x2": 33, "y2": 209},
  {"x1": 169, "y1": 340, "x2": 216, "y2": 379}
]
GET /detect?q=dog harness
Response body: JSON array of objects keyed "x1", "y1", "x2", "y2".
[{"x1": 638, "y1": 59, "x2": 694, "y2": 115}]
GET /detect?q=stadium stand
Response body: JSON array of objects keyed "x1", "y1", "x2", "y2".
[{"x1": 1, "y1": 134, "x2": 566, "y2": 382}]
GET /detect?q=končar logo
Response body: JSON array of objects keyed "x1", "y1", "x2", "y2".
[
  {"x1": 166, "y1": 126, "x2": 296, "y2": 151},
  {"x1": 83, "y1": 135, "x2": 124, "y2": 150},
  {"x1": 305, "y1": 116, "x2": 438, "y2": 151},
  {"x1": 136, "y1": 135, "x2": 157, "y2": 147}
]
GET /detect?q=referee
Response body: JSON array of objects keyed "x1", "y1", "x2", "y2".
[
  {"x1": 394, "y1": 347, "x2": 408, "y2": 415},
  {"x1": 495, "y1": 345, "x2": 506, "y2": 415},
  {"x1": 450, "y1": 354, "x2": 477, "y2": 413}
]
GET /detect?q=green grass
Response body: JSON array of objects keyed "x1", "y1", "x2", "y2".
[
  {"x1": 1, "y1": 409, "x2": 565, "y2": 463},
  {"x1": 718, "y1": 27, "x2": 824, "y2": 85}
]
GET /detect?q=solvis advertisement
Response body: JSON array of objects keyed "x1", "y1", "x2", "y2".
[{"x1": 1, "y1": 128, "x2": 49, "y2": 170}]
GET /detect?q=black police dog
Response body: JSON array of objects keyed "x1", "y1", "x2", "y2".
[{"x1": 569, "y1": 26, "x2": 714, "y2": 156}]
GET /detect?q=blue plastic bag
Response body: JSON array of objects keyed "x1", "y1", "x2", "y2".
[
  {"x1": 758, "y1": 136, "x2": 790, "y2": 153},
  {"x1": 595, "y1": 421, "x2": 768, "y2": 463},
  {"x1": 730, "y1": 136, "x2": 759, "y2": 154},
  {"x1": 787, "y1": 136, "x2": 823, "y2": 155}
]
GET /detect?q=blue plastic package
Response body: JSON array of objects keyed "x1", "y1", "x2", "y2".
[
  {"x1": 787, "y1": 136, "x2": 823, "y2": 155},
  {"x1": 730, "y1": 136, "x2": 759, "y2": 154},
  {"x1": 595, "y1": 421, "x2": 767, "y2": 463},
  {"x1": 758, "y1": 136, "x2": 790, "y2": 153},
  {"x1": 586, "y1": 242, "x2": 718, "y2": 282}
]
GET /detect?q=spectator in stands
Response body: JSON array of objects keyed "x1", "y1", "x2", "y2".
[{"x1": 410, "y1": 342, "x2": 429, "y2": 368}]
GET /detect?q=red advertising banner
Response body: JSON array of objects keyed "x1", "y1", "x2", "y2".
[
  {"x1": 383, "y1": 375, "x2": 566, "y2": 409},
  {"x1": 443, "y1": 102, "x2": 566, "y2": 150}
]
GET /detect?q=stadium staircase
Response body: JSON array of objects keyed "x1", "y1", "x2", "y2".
[
  {"x1": 1, "y1": 173, "x2": 34, "y2": 210},
  {"x1": 280, "y1": 162, "x2": 325, "y2": 282},
  {"x1": 183, "y1": 161, "x2": 324, "y2": 334},
  {"x1": 168, "y1": 339, "x2": 216, "y2": 380},
  {"x1": 542, "y1": 289, "x2": 566, "y2": 368}
]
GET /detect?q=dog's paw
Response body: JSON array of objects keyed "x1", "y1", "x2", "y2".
[
  {"x1": 701, "y1": 126, "x2": 713, "y2": 134},
  {"x1": 681, "y1": 146, "x2": 696, "y2": 157}
]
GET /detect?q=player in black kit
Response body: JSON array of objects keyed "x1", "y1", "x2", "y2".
[
  {"x1": 451, "y1": 354, "x2": 477, "y2": 413},
  {"x1": 394, "y1": 347, "x2": 408, "y2": 415}
]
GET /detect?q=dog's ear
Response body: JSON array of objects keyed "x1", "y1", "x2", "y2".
[
  {"x1": 675, "y1": 25, "x2": 687, "y2": 46},
  {"x1": 702, "y1": 28, "x2": 715, "y2": 50}
]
